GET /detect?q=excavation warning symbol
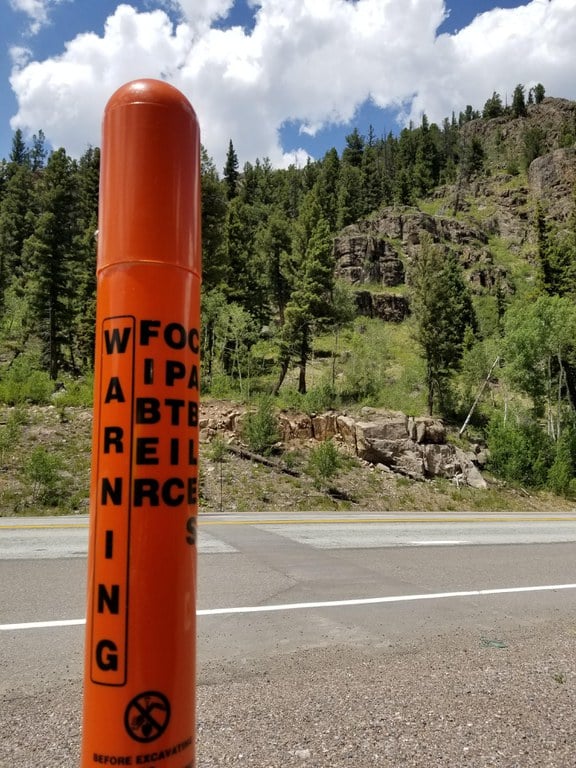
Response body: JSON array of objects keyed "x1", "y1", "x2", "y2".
[{"x1": 124, "y1": 691, "x2": 171, "y2": 743}]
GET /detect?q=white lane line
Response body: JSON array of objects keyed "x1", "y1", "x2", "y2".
[
  {"x1": 2, "y1": 583, "x2": 576, "y2": 630},
  {"x1": 410, "y1": 540, "x2": 469, "y2": 546},
  {"x1": 1, "y1": 618, "x2": 86, "y2": 630}
]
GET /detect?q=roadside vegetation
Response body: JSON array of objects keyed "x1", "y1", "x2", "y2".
[{"x1": 3, "y1": 83, "x2": 576, "y2": 514}]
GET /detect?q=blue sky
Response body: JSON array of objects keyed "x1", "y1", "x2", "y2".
[{"x1": 2, "y1": 0, "x2": 573, "y2": 171}]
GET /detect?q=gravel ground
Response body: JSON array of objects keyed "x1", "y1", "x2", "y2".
[{"x1": 3, "y1": 621, "x2": 576, "y2": 768}]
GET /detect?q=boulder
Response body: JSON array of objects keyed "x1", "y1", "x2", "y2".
[
  {"x1": 311, "y1": 412, "x2": 339, "y2": 440},
  {"x1": 408, "y1": 416, "x2": 446, "y2": 444}
]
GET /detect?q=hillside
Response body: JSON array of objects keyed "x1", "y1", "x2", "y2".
[{"x1": 2, "y1": 89, "x2": 576, "y2": 512}]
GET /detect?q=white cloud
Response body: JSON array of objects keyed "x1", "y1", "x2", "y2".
[
  {"x1": 9, "y1": 46, "x2": 33, "y2": 68},
  {"x1": 9, "y1": 0, "x2": 62, "y2": 35},
  {"x1": 8, "y1": 0, "x2": 576, "y2": 171}
]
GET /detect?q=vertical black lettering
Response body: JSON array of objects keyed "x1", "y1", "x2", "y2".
[
  {"x1": 97, "y1": 584, "x2": 120, "y2": 615},
  {"x1": 103, "y1": 426, "x2": 124, "y2": 454},
  {"x1": 95, "y1": 640, "x2": 118, "y2": 672},
  {"x1": 104, "y1": 377, "x2": 125, "y2": 404},
  {"x1": 105, "y1": 530, "x2": 114, "y2": 559},
  {"x1": 188, "y1": 365, "x2": 199, "y2": 390},
  {"x1": 188, "y1": 439, "x2": 198, "y2": 466},
  {"x1": 170, "y1": 438, "x2": 179, "y2": 465},
  {"x1": 144, "y1": 358, "x2": 154, "y2": 384},
  {"x1": 188, "y1": 400, "x2": 198, "y2": 426},
  {"x1": 165, "y1": 322, "x2": 187, "y2": 349},
  {"x1": 133, "y1": 479, "x2": 160, "y2": 507},
  {"x1": 189, "y1": 328, "x2": 199, "y2": 353},
  {"x1": 187, "y1": 477, "x2": 198, "y2": 504},
  {"x1": 104, "y1": 327, "x2": 132, "y2": 354},
  {"x1": 166, "y1": 360, "x2": 186, "y2": 386},
  {"x1": 186, "y1": 516, "x2": 196, "y2": 545},
  {"x1": 135, "y1": 397, "x2": 161, "y2": 424},
  {"x1": 135, "y1": 437, "x2": 159, "y2": 465},
  {"x1": 140, "y1": 320, "x2": 161, "y2": 345},
  {"x1": 101, "y1": 477, "x2": 123, "y2": 505},
  {"x1": 165, "y1": 398, "x2": 184, "y2": 425},
  {"x1": 161, "y1": 478, "x2": 185, "y2": 506}
]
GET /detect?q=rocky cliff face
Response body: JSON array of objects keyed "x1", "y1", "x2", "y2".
[{"x1": 333, "y1": 98, "x2": 576, "y2": 314}]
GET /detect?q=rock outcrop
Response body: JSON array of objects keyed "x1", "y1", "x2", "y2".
[
  {"x1": 201, "y1": 404, "x2": 487, "y2": 489},
  {"x1": 354, "y1": 291, "x2": 410, "y2": 322}
]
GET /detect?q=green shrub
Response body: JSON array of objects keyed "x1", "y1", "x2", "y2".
[
  {"x1": 0, "y1": 357, "x2": 54, "y2": 405},
  {"x1": 208, "y1": 435, "x2": 228, "y2": 462},
  {"x1": 547, "y1": 428, "x2": 576, "y2": 496},
  {"x1": 487, "y1": 415, "x2": 554, "y2": 488},
  {"x1": 302, "y1": 383, "x2": 339, "y2": 414},
  {"x1": 242, "y1": 396, "x2": 279, "y2": 455},
  {"x1": 22, "y1": 447, "x2": 68, "y2": 506},
  {"x1": 307, "y1": 439, "x2": 343, "y2": 489},
  {"x1": 55, "y1": 374, "x2": 94, "y2": 407},
  {"x1": 0, "y1": 409, "x2": 25, "y2": 464}
]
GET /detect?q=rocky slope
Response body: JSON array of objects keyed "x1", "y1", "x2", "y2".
[{"x1": 333, "y1": 97, "x2": 576, "y2": 320}]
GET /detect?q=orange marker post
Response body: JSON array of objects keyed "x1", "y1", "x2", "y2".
[{"x1": 80, "y1": 79, "x2": 201, "y2": 768}]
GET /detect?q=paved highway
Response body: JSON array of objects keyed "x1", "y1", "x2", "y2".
[
  {"x1": 3, "y1": 510, "x2": 576, "y2": 559},
  {"x1": 2, "y1": 511, "x2": 576, "y2": 766}
]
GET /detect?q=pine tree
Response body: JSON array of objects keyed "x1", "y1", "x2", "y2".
[
  {"x1": 482, "y1": 91, "x2": 504, "y2": 119},
  {"x1": 361, "y1": 126, "x2": 383, "y2": 214},
  {"x1": 342, "y1": 128, "x2": 364, "y2": 168},
  {"x1": 410, "y1": 235, "x2": 476, "y2": 414},
  {"x1": 70, "y1": 146, "x2": 100, "y2": 371},
  {"x1": 277, "y1": 216, "x2": 335, "y2": 394},
  {"x1": 534, "y1": 83, "x2": 546, "y2": 104},
  {"x1": 512, "y1": 84, "x2": 528, "y2": 118},
  {"x1": 201, "y1": 146, "x2": 228, "y2": 290},
  {"x1": 258, "y1": 208, "x2": 293, "y2": 325},
  {"x1": 9, "y1": 129, "x2": 29, "y2": 166},
  {"x1": 22, "y1": 148, "x2": 78, "y2": 379},
  {"x1": 0, "y1": 151, "x2": 35, "y2": 321},
  {"x1": 223, "y1": 139, "x2": 239, "y2": 200},
  {"x1": 314, "y1": 148, "x2": 340, "y2": 231}
]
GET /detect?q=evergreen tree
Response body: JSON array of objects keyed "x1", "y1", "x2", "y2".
[
  {"x1": 314, "y1": 148, "x2": 340, "y2": 231},
  {"x1": 482, "y1": 91, "x2": 504, "y2": 119},
  {"x1": 258, "y1": 209, "x2": 293, "y2": 325},
  {"x1": 410, "y1": 235, "x2": 476, "y2": 414},
  {"x1": 0, "y1": 154, "x2": 35, "y2": 321},
  {"x1": 70, "y1": 146, "x2": 100, "y2": 370},
  {"x1": 223, "y1": 139, "x2": 239, "y2": 200},
  {"x1": 361, "y1": 126, "x2": 383, "y2": 213},
  {"x1": 224, "y1": 197, "x2": 269, "y2": 322},
  {"x1": 413, "y1": 114, "x2": 439, "y2": 197},
  {"x1": 342, "y1": 128, "x2": 364, "y2": 168},
  {"x1": 22, "y1": 148, "x2": 78, "y2": 379},
  {"x1": 30, "y1": 130, "x2": 48, "y2": 172},
  {"x1": 534, "y1": 83, "x2": 546, "y2": 104},
  {"x1": 9, "y1": 129, "x2": 29, "y2": 166},
  {"x1": 276, "y1": 215, "x2": 335, "y2": 394},
  {"x1": 201, "y1": 146, "x2": 228, "y2": 290},
  {"x1": 512, "y1": 84, "x2": 528, "y2": 118},
  {"x1": 337, "y1": 164, "x2": 364, "y2": 228}
]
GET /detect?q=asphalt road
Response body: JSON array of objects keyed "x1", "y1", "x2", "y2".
[
  {"x1": 3, "y1": 511, "x2": 576, "y2": 667},
  {"x1": 2, "y1": 512, "x2": 576, "y2": 766}
]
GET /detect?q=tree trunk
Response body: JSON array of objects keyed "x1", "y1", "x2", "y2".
[
  {"x1": 297, "y1": 328, "x2": 309, "y2": 395},
  {"x1": 560, "y1": 358, "x2": 576, "y2": 414},
  {"x1": 272, "y1": 355, "x2": 290, "y2": 395}
]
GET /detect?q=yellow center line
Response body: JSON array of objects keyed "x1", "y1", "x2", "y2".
[{"x1": 3, "y1": 515, "x2": 576, "y2": 531}]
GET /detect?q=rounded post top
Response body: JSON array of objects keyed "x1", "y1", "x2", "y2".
[{"x1": 106, "y1": 79, "x2": 197, "y2": 119}]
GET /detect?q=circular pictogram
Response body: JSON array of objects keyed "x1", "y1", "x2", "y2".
[{"x1": 124, "y1": 691, "x2": 171, "y2": 743}]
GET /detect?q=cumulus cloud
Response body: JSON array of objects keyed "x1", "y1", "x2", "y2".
[
  {"x1": 8, "y1": 0, "x2": 576, "y2": 170},
  {"x1": 10, "y1": 0, "x2": 62, "y2": 35}
]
